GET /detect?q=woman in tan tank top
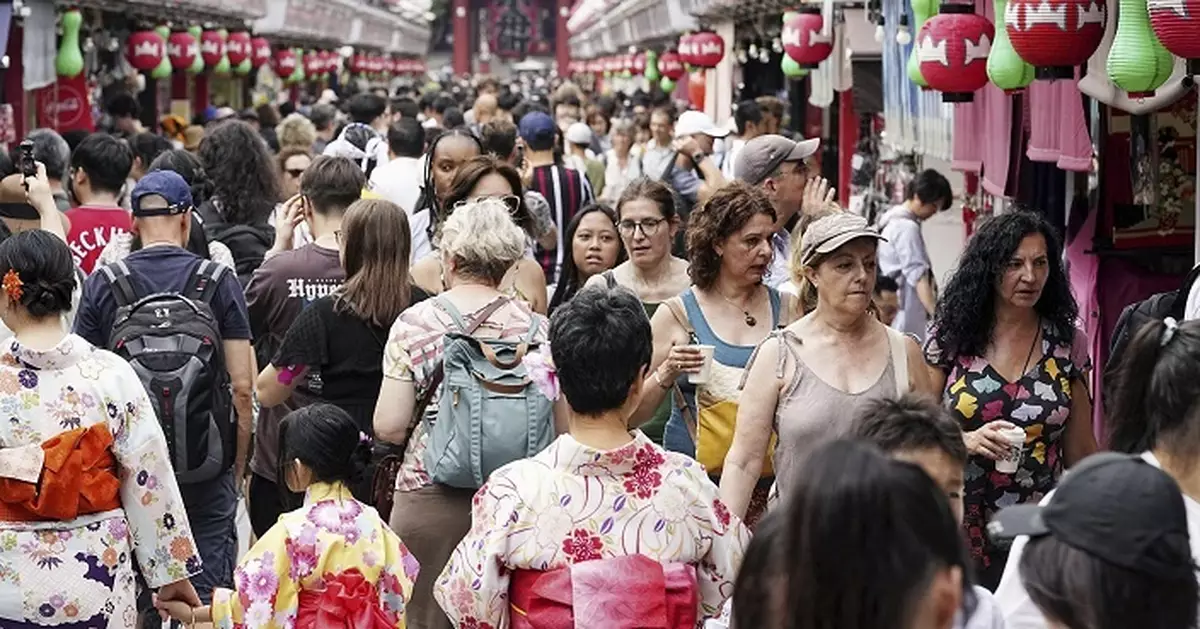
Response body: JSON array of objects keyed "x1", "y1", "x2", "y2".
[{"x1": 719, "y1": 212, "x2": 938, "y2": 519}]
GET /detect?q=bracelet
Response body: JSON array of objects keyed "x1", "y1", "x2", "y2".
[{"x1": 652, "y1": 370, "x2": 672, "y2": 390}]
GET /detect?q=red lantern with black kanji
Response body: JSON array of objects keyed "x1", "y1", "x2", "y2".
[
  {"x1": 918, "y1": 4, "x2": 995, "y2": 102},
  {"x1": 1005, "y1": 0, "x2": 1105, "y2": 78},
  {"x1": 127, "y1": 30, "x2": 164, "y2": 71},
  {"x1": 250, "y1": 37, "x2": 271, "y2": 68},
  {"x1": 167, "y1": 31, "x2": 197, "y2": 70},
  {"x1": 199, "y1": 30, "x2": 224, "y2": 67},
  {"x1": 658, "y1": 50, "x2": 685, "y2": 80},
  {"x1": 677, "y1": 33, "x2": 697, "y2": 66},
  {"x1": 690, "y1": 31, "x2": 725, "y2": 68},
  {"x1": 1150, "y1": 0, "x2": 1200, "y2": 73},
  {"x1": 783, "y1": 7, "x2": 834, "y2": 68},
  {"x1": 274, "y1": 48, "x2": 297, "y2": 77},
  {"x1": 226, "y1": 31, "x2": 251, "y2": 66}
]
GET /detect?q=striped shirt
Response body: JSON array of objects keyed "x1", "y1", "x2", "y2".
[
  {"x1": 529, "y1": 164, "x2": 594, "y2": 284},
  {"x1": 382, "y1": 296, "x2": 549, "y2": 492}
]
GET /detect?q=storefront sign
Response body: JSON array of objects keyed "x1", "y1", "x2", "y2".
[{"x1": 33, "y1": 75, "x2": 94, "y2": 133}]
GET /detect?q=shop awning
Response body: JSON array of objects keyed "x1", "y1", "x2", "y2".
[
  {"x1": 66, "y1": 0, "x2": 268, "y2": 22},
  {"x1": 254, "y1": 0, "x2": 359, "y2": 46},
  {"x1": 569, "y1": 0, "x2": 695, "y2": 56}
]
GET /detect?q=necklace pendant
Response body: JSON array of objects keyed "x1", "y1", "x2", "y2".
[{"x1": 744, "y1": 312, "x2": 757, "y2": 327}]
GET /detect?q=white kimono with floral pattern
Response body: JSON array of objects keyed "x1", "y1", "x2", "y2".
[
  {"x1": 0, "y1": 335, "x2": 201, "y2": 627},
  {"x1": 435, "y1": 431, "x2": 750, "y2": 629}
]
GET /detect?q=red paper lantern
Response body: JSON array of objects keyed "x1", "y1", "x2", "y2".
[
  {"x1": 126, "y1": 30, "x2": 164, "y2": 72},
  {"x1": 274, "y1": 48, "x2": 297, "y2": 77},
  {"x1": 250, "y1": 37, "x2": 271, "y2": 68},
  {"x1": 657, "y1": 51, "x2": 685, "y2": 80},
  {"x1": 1005, "y1": 0, "x2": 1105, "y2": 78},
  {"x1": 632, "y1": 52, "x2": 647, "y2": 75},
  {"x1": 167, "y1": 31, "x2": 197, "y2": 70},
  {"x1": 304, "y1": 51, "x2": 321, "y2": 76},
  {"x1": 918, "y1": 5, "x2": 995, "y2": 101},
  {"x1": 690, "y1": 31, "x2": 725, "y2": 68},
  {"x1": 226, "y1": 31, "x2": 251, "y2": 66},
  {"x1": 384, "y1": 56, "x2": 397, "y2": 74},
  {"x1": 1150, "y1": 0, "x2": 1200, "y2": 72},
  {"x1": 783, "y1": 7, "x2": 834, "y2": 68},
  {"x1": 323, "y1": 50, "x2": 339, "y2": 74},
  {"x1": 677, "y1": 33, "x2": 697, "y2": 66},
  {"x1": 199, "y1": 30, "x2": 224, "y2": 67}
]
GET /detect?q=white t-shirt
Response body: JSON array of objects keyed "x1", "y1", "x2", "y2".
[
  {"x1": 369, "y1": 155, "x2": 424, "y2": 216},
  {"x1": 994, "y1": 451, "x2": 1200, "y2": 628}
]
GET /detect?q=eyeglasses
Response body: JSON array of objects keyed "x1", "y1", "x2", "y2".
[
  {"x1": 285, "y1": 168, "x2": 306, "y2": 178},
  {"x1": 454, "y1": 194, "x2": 521, "y2": 215},
  {"x1": 617, "y1": 217, "x2": 665, "y2": 237}
]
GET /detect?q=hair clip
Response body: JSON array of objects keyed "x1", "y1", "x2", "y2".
[
  {"x1": 359, "y1": 431, "x2": 372, "y2": 445},
  {"x1": 1161, "y1": 317, "x2": 1180, "y2": 347},
  {"x1": 2, "y1": 270, "x2": 23, "y2": 303}
]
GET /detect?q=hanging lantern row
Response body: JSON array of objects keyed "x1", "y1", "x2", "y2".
[
  {"x1": 126, "y1": 27, "x2": 265, "y2": 77},
  {"x1": 679, "y1": 31, "x2": 725, "y2": 68}
]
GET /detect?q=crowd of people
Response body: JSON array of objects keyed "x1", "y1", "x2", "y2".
[{"x1": 0, "y1": 76, "x2": 1192, "y2": 629}]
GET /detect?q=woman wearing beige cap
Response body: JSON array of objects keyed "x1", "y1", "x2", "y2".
[{"x1": 719, "y1": 210, "x2": 934, "y2": 519}]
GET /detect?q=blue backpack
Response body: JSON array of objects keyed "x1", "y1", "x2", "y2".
[{"x1": 423, "y1": 296, "x2": 555, "y2": 489}]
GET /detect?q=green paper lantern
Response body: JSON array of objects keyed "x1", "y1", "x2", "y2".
[
  {"x1": 187, "y1": 25, "x2": 205, "y2": 74},
  {"x1": 235, "y1": 57, "x2": 252, "y2": 76},
  {"x1": 987, "y1": 0, "x2": 1033, "y2": 92},
  {"x1": 781, "y1": 54, "x2": 809, "y2": 78},
  {"x1": 214, "y1": 29, "x2": 231, "y2": 76},
  {"x1": 660, "y1": 77, "x2": 676, "y2": 93},
  {"x1": 288, "y1": 48, "x2": 305, "y2": 84},
  {"x1": 55, "y1": 9, "x2": 85, "y2": 78},
  {"x1": 907, "y1": 0, "x2": 938, "y2": 87},
  {"x1": 645, "y1": 50, "x2": 660, "y2": 81},
  {"x1": 150, "y1": 25, "x2": 172, "y2": 79},
  {"x1": 1108, "y1": 0, "x2": 1174, "y2": 96}
]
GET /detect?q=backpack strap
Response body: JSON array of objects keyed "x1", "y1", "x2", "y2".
[
  {"x1": 185, "y1": 259, "x2": 229, "y2": 304},
  {"x1": 1171, "y1": 262, "x2": 1200, "y2": 318},
  {"x1": 98, "y1": 261, "x2": 138, "y2": 309},
  {"x1": 663, "y1": 296, "x2": 698, "y2": 344},
  {"x1": 885, "y1": 326, "x2": 911, "y2": 396}
]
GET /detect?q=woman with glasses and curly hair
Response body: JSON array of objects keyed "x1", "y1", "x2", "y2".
[{"x1": 411, "y1": 155, "x2": 549, "y2": 313}]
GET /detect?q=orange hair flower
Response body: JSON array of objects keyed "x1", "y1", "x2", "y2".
[{"x1": 2, "y1": 270, "x2": 22, "y2": 302}]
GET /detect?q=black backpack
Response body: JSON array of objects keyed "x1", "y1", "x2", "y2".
[
  {"x1": 98, "y1": 259, "x2": 234, "y2": 484},
  {"x1": 1105, "y1": 264, "x2": 1200, "y2": 399},
  {"x1": 207, "y1": 222, "x2": 274, "y2": 286}
]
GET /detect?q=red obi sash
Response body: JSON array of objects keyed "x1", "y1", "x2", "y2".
[
  {"x1": 0, "y1": 424, "x2": 121, "y2": 522},
  {"x1": 509, "y1": 555, "x2": 698, "y2": 629},
  {"x1": 297, "y1": 568, "x2": 396, "y2": 629}
]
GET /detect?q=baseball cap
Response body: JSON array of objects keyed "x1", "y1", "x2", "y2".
[
  {"x1": 674, "y1": 111, "x2": 731, "y2": 139},
  {"x1": 735, "y1": 134, "x2": 821, "y2": 185},
  {"x1": 565, "y1": 122, "x2": 592, "y2": 146},
  {"x1": 798, "y1": 212, "x2": 885, "y2": 266},
  {"x1": 131, "y1": 171, "x2": 194, "y2": 217},
  {"x1": 518, "y1": 111, "x2": 556, "y2": 144},
  {"x1": 988, "y1": 453, "x2": 1194, "y2": 579}
]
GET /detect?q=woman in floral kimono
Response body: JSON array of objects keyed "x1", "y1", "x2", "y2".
[
  {"x1": 157, "y1": 403, "x2": 418, "y2": 629},
  {"x1": 0, "y1": 229, "x2": 202, "y2": 627},
  {"x1": 435, "y1": 285, "x2": 750, "y2": 628}
]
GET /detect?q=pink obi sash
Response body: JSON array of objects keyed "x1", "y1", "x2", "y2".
[
  {"x1": 296, "y1": 568, "x2": 396, "y2": 629},
  {"x1": 509, "y1": 555, "x2": 698, "y2": 629}
]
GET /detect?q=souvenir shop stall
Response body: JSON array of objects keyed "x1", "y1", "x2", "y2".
[{"x1": 881, "y1": 0, "x2": 1200, "y2": 433}]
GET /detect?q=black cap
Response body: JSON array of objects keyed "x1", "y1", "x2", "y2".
[{"x1": 988, "y1": 453, "x2": 1193, "y2": 578}]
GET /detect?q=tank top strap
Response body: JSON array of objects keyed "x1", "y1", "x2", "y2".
[
  {"x1": 738, "y1": 329, "x2": 805, "y2": 392},
  {"x1": 680, "y1": 288, "x2": 717, "y2": 345}
]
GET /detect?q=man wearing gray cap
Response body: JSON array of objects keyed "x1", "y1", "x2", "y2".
[{"x1": 734, "y1": 134, "x2": 832, "y2": 289}]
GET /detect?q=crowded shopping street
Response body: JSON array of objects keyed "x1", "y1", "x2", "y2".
[{"x1": 0, "y1": 0, "x2": 1198, "y2": 627}]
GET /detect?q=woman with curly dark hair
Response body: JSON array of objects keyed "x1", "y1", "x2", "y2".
[
  {"x1": 924, "y1": 210, "x2": 1096, "y2": 589},
  {"x1": 642, "y1": 181, "x2": 800, "y2": 525},
  {"x1": 196, "y1": 120, "x2": 281, "y2": 284}
]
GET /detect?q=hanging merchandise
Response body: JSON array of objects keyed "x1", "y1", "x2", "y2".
[
  {"x1": 660, "y1": 77, "x2": 677, "y2": 93},
  {"x1": 250, "y1": 37, "x2": 271, "y2": 69},
  {"x1": 1005, "y1": 0, "x2": 1106, "y2": 78},
  {"x1": 274, "y1": 47, "x2": 298, "y2": 78},
  {"x1": 988, "y1": 0, "x2": 1034, "y2": 91},
  {"x1": 783, "y1": 7, "x2": 834, "y2": 68},
  {"x1": 658, "y1": 50, "x2": 686, "y2": 80},
  {"x1": 645, "y1": 50, "x2": 660, "y2": 81},
  {"x1": 187, "y1": 26, "x2": 205, "y2": 74},
  {"x1": 213, "y1": 30, "x2": 231, "y2": 76},
  {"x1": 151, "y1": 26, "x2": 172, "y2": 79},
  {"x1": 168, "y1": 30, "x2": 198, "y2": 71},
  {"x1": 1108, "y1": 0, "x2": 1174, "y2": 95},
  {"x1": 678, "y1": 33, "x2": 697, "y2": 66},
  {"x1": 690, "y1": 31, "x2": 726, "y2": 68},
  {"x1": 1149, "y1": 0, "x2": 1200, "y2": 73},
  {"x1": 127, "y1": 29, "x2": 164, "y2": 72},
  {"x1": 227, "y1": 31, "x2": 251, "y2": 67},
  {"x1": 917, "y1": 3, "x2": 995, "y2": 102},
  {"x1": 782, "y1": 54, "x2": 811, "y2": 77},
  {"x1": 908, "y1": 0, "x2": 940, "y2": 87},
  {"x1": 56, "y1": 8, "x2": 85, "y2": 78}
]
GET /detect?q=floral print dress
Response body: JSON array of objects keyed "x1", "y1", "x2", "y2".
[
  {"x1": 210, "y1": 481, "x2": 418, "y2": 629},
  {"x1": 435, "y1": 431, "x2": 750, "y2": 629},
  {"x1": 0, "y1": 335, "x2": 201, "y2": 627},
  {"x1": 926, "y1": 323, "x2": 1089, "y2": 582}
]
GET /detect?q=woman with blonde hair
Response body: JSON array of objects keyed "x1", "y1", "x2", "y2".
[
  {"x1": 375, "y1": 198, "x2": 566, "y2": 629},
  {"x1": 277, "y1": 112, "x2": 318, "y2": 152}
]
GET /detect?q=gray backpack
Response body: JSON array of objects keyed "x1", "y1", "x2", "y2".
[{"x1": 423, "y1": 296, "x2": 555, "y2": 489}]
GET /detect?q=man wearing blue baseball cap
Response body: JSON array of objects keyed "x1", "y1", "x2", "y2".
[{"x1": 519, "y1": 110, "x2": 594, "y2": 284}]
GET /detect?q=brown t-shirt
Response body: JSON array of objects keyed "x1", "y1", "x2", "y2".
[{"x1": 245, "y1": 243, "x2": 344, "y2": 480}]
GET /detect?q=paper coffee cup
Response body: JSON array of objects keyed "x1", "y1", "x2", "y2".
[
  {"x1": 687, "y1": 345, "x2": 715, "y2": 385},
  {"x1": 995, "y1": 427, "x2": 1026, "y2": 474}
]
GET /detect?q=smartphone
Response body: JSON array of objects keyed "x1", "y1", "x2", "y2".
[{"x1": 18, "y1": 140, "x2": 35, "y2": 179}]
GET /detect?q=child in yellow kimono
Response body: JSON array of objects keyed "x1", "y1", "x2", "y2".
[{"x1": 157, "y1": 404, "x2": 418, "y2": 629}]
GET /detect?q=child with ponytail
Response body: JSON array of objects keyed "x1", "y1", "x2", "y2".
[{"x1": 156, "y1": 403, "x2": 419, "y2": 629}]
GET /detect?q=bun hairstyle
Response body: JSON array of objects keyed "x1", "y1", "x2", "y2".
[
  {"x1": 0, "y1": 230, "x2": 76, "y2": 318},
  {"x1": 276, "y1": 403, "x2": 372, "y2": 504}
]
